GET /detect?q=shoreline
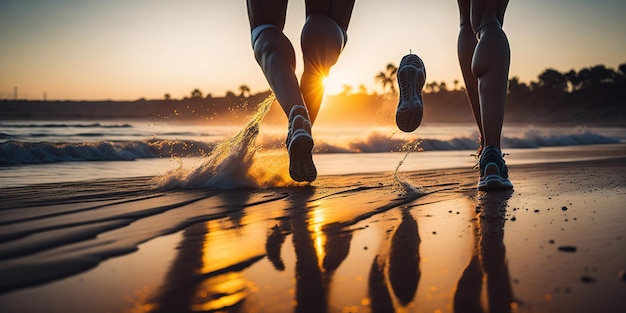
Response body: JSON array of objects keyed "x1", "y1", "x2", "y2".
[{"x1": 2, "y1": 143, "x2": 625, "y2": 189}]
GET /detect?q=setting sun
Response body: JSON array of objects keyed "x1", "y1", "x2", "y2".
[{"x1": 322, "y1": 75, "x2": 345, "y2": 95}]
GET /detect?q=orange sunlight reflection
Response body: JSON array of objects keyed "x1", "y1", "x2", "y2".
[
  {"x1": 310, "y1": 206, "x2": 327, "y2": 269},
  {"x1": 196, "y1": 213, "x2": 266, "y2": 311},
  {"x1": 192, "y1": 273, "x2": 248, "y2": 312},
  {"x1": 123, "y1": 286, "x2": 155, "y2": 313}
]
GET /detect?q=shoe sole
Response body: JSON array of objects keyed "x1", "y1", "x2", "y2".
[
  {"x1": 478, "y1": 174, "x2": 513, "y2": 191},
  {"x1": 288, "y1": 133, "x2": 317, "y2": 183},
  {"x1": 396, "y1": 64, "x2": 425, "y2": 132}
]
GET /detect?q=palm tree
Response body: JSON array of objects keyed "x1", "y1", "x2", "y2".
[
  {"x1": 376, "y1": 63, "x2": 398, "y2": 95},
  {"x1": 239, "y1": 84, "x2": 251, "y2": 97}
]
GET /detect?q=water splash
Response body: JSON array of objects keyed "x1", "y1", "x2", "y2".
[
  {"x1": 154, "y1": 95, "x2": 295, "y2": 190},
  {"x1": 393, "y1": 140, "x2": 422, "y2": 194}
]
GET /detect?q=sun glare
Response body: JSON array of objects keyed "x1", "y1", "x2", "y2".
[{"x1": 322, "y1": 75, "x2": 344, "y2": 95}]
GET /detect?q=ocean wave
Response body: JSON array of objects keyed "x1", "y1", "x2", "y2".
[
  {"x1": 311, "y1": 129, "x2": 620, "y2": 153},
  {"x1": 0, "y1": 123, "x2": 132, "y2": 128},
  {"x1": 6, "y1": 132, "x2": 149, "y2": 140},
  {"x1": 501, "y1": 128, "x2": 620, "y2": 148},
  {"x1": 0, "y1": 139, "x2": 215, "y2": 165},
  {"x1": 0, "y1": 133, "x2": 14, "y2": 140},
  {"x1": 0, "y1": 130, "x2": 619, "y2": 165}
]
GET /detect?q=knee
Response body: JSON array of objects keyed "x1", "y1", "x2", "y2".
[
  {"x1": 252, "y1": 27, "x2": 296, "y2": 70},
  {"x1": 301, "y1": 14, "x2": 346, "y2": 67},
  {"x1": 301, "y1": 14, "x2": 347, "y2": 44}
]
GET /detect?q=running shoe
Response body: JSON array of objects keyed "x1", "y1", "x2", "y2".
[
  {"x1": 478, "y1": 145, "x2": 513, "y2": 190},
  {"x1": 396, "y1": 53, "x2": 426, "y2": 132},
  {"x1": 286, "y1": 105, "x2": 317, "y2": 183}
]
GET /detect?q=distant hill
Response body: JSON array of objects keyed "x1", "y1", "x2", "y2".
[
  {"x1": 0, "y1": 91, "x2": 273, "y2": 124},
  {"x1": 2, "y1": 87, "x2": 624, "y2": 127},
  {"x1": 2, "y1": 64, "x2": 625, "y2": 126}
]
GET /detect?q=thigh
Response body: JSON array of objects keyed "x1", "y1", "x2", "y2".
[
  {"x1": 304, "y1": 0, "x2": 355, "y2": 30},
  {"x1": 247, "y1": 0, "x2": 289, "y2": 30}
]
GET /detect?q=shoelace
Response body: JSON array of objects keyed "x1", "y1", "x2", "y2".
[
  {"x1": 472, "y1": 147, "x2": 508, "y2": 171},
  {"x1": 471, "y1": 153, "x2": 481, "y2": 171},
  {"x1": 471, "y1": 145, "x2": 483, "y2": 170}
]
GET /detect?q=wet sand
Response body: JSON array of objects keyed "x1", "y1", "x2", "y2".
[{"x1": 1, "y1": 155, "x2": 625, "y2": 312}]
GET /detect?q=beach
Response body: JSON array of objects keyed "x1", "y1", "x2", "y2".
[
  {"x1": 1, "y1": 107, "x2": 626, "y2": 313},
  {"x1": 1, "y1": 141, "x2": 625, "y2": 312}
]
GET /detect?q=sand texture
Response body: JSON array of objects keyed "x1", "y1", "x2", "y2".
[{"x1": 1, "y1": 156, "x2": 625, "y2": 313}]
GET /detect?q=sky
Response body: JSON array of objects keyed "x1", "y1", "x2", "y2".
[{"x1": 1, "y1": 0, "x2": 625, "y2": 101}]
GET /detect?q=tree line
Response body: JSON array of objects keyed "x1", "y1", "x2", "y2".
[
  {"x1": 370, "y1": 62, "x2": 626, "y2": 125},
  {"x1": 1, "y1": 62, "x2": 624, "y2": 125},
  {"x1": 375, "y1": 62, "x2": 626, "y2": 94}
]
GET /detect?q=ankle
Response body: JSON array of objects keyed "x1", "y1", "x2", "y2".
[{"x1": 288, "y1": 105, "x2": 310, "y2": 122}]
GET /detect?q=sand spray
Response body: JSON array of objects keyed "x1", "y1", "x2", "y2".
[{"x1": 154, "y1": 94, "x2": 297, "y2": 190}]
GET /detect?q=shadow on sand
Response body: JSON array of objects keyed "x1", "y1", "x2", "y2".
[
  {"x1": 145, "y1": 187, "x2": 515, "y2": 313},
  {"x1": 454, "y1": 190, "x2": 516, "y2": 313}
]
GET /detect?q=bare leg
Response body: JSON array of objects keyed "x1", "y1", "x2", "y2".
[
  {"x1": 300, "y1": 14, "x2": 345, "y2": 123},
  {"x1": 474, "y1": 30, "x2": 509, "y2": 148},
  {"x1": 247, "y1": 0, "x2": 304, "y2": 118},
  {"x1": 247, "y1": 0, "x2": 354, "y2": 182},
  {"x1": 461, "y1": 0, "x2": 513, "y2": 190},
  {"x1": 248, "y1": 0, "x2": 354, "y2": 124},
  {"x1": 458, "y1": 0, "x2": 510, "y2": 149},
  {"x1": 457, "y1": 0, "x2": 482, "y2": 149},
  {"x1": 248, "y1": 0, "x2": 318, "y2": 182},
  {"x1": 301, "y1": 1, "x2": 354, "y2": 123}
]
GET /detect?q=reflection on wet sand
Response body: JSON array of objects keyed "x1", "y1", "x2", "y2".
[
  {"x1": 144, "y1": 186, "x2": 359, "y2": 313},
  {"x1": 290, "y1": 189, "x2": 329, "y2": 313},
  {"x1": 147, "y1": 192, "x2": 265, "y2": 313},
  {"x1": 369, "y1": 209, "x2": 421, "y2": 312},
  {"x1": 265, "y1": 193, "x2": 423, "y2": 313},
  {"x1": 136, "y1": 186, "x2": 516, "y2": 313},
  {"x1": 266, "y1": 187, "x2": 356, "y2": 313},
  {"x1": 3, "y1": 157, "x2": 624, "y2": 313},
  {"x1": 454, "y1": 190, "x2": 516, "y2": 313}
]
